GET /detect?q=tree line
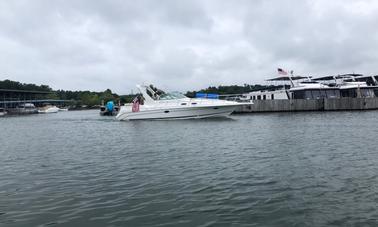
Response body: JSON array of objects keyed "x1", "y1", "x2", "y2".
[
  {"x1": 0, "y1": 79, "x2": 52, "y2": 92},
  {"x1": 1, "y1": 79, "x2": 285, "y2": 107},
  {"x1": 0, "y1": 79, "x2": 133, "y2": 107},
  {"x1": 185, "y1": 84, "x2": 285, "y2": 97}
]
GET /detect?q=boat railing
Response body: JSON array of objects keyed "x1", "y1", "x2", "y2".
[{"x1": 139, "y1": 98, "x2": 233, "y2": 107}]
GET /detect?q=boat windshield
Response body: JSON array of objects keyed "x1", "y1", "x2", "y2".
[
  {"x1": 159, "y1": 92, "x2": 187, "y2": 100},
  {"x1": 301, "y1": 81, "x2": 319, "y2": 84}
]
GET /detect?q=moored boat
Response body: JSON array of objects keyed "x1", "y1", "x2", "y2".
[
  {"x1": 0, "y1": 108, "x2": 7, "y2": 116},
  {"x1": 242, "y1": 72, "x2": 378, "y2": 101},
  {"x1": 38, "y1": 105, "x2": 59, "y2": 113},
  {"x1": 12, "y1": 103, "x2": 38, "y2": 114}
]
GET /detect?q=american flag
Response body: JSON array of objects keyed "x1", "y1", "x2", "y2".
[
  {"x1": 132, "y1": 97, "x2": 140, "y2": 112},
  {"x1": 277, "y1": 68, "x2": 288, "y2": 75}
]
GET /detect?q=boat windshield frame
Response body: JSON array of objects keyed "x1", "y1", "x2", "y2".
[{"x1": 159, "y1": 92, "x2": 187, "y2": 100}]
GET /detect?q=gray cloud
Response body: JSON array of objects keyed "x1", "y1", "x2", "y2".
[{"x1": 1, "y1": 0, "x2": 378, "y2": 93}]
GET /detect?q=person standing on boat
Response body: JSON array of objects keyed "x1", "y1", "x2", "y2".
[{"x1": 132, "y1": 96, "x2": 140, "y2": 112}]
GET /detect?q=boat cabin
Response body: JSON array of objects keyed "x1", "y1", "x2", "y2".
[
  {"x1": 291, "y1": 88, "x2": 340, "y2": 99},
  {"x1": 243, "y1": 89, "x2": 289, "y2": 100}
]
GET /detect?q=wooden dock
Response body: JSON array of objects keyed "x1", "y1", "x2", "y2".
[{"x1": 235, "y1": 98, "x2": 378, "y2": 113}]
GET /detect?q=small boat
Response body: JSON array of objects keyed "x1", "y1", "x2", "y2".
[
  {"x1": 100, "y1": 101, "x2": 119, "y2": 116},
  {"x1": 38, "y1": 105, "x2": 60, "y2": 113},
  {"x1": 59, "y1": 107, "x2": 69, "y2": 111},
  {"x1": 14, "y1": 103, "x2": 38, "y2": 114},
  {"x1": 0, "y1": 108, "x2": 7, "y2": 116},
  {"x1": 116, "y1": 85, "x2": 246, "y2": 121}
]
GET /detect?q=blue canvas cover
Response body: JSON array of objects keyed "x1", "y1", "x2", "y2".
[
  {"x1": 195, "y1": 93, "x2": 219, "y2": 99},
  {"x1": 106, "y1": 101, "x2": 114, "y2": 111},
  {"x1": 195, "y1": 93, "x2": 207, "y2": 98},
  {"x1": 206, "y1": 93, "x2": 219, "y2": 99}
]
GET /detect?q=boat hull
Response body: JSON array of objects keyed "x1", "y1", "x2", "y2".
[
  {"x1": 116, "y1": 105, "x2": 238, "y2": 121},
  {"x1": 38, "y1": 107, "x2": 59, "y2": 113},
  {"x1": 8, "y1": 108, "x2": 38, "y2": 114}
]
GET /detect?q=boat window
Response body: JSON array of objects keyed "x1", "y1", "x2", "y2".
[
  {"x1": 340, "y1": 89, "x2": 348, "y2": 97},
  {"x1": 349, "y1": 89, "x2": 356, "y2": 97},
  {"x1": 370, "y1": 89, "x2": 376, "y2": 97},
  {"x1": 368, "y1": 89, "x2": 373, "y2": 97},
  {"x1": 334, "y1": 90, "x2": 341, "y2": 98},
  {"x1": 320, "y1": 90, "x2": 327, "y2": 98},
  {"x1": 181, "y1": 103, "x2": 187, "y2": 105},
  {"x1": 191, "y1": 102, "x2": 197, "y2": 105},
  {"x1": 257, "y1": 95, "x2": 261, "y2": 100},
  {"x1": 362, "y1": 89, "x2": 368, "y2": 97},
  {"x1": 311, "y1": 90, "x2": 321, "y2": 99},
  {"x1": 331, "y1": 89, "x2": 341, "y2": 98},
  {"x1": 271, "y1": 94, "x2": 274, "y2": 100},
  {"x1": 341, "y1": 89, "x2": 357, "y2": 98},
  {"x1": 326, "y1": 90, "x2": 332, "y2": 98},
  {"x1": 293, "y1": 90, "x2": 305, "y2": 99},
  {"x1": 373, "y1": 88, "x2": 378, "y2": 97},
  {"x1": 301, "y1": 81, "x2": 319, "y2": 84},
  {"x1": 356, "y1": 77, "x2": 375, "y2": 86},
  {"x1": 326, "y1": 90, "x2": 336, "y2": 98},
  {"x1": 159, "y1": 92, "x2": 187, "y2": 100},
  {"x1": 304, "y1": 91, "x2": 313, "y2": 99},
  {"x1": 263, "y1": 95, "x2": 266, "y2": 100},
  {"x1": 252, "y1": 96, "x2": 256, "y2": 100},
  {"x1": 361, "y1": 89, "x2": 372, "y2": 98},
  {"x1": 367, "y1": 78, "x2": 375, "y2": 86}
]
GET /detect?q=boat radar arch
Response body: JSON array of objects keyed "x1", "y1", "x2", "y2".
[{"x1": 136, "y1": 84, "x2": 155, "y2": 103}]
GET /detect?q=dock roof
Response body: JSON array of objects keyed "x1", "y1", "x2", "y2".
[
  {"x1": 0, "y1": 99, "x2": 71, "y2": 104},
  {"x1": 0, "y1": 89, "x2": 52, "y2": 95}
]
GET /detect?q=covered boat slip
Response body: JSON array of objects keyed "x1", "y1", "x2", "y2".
[
  {"x1": 0, "y1": 89, "x2": 71, "y2": 114},
  {"x1": 243, "y1": 74, "x2": 378, "y2": 103},
  {"x1": 244, "y1": 86, "x2": 378, "y2": 101},
  {"x1": 235, "y1": 97, "x2": 378, "y2": 113}
]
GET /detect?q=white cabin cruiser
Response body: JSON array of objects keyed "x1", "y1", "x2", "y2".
[
  {"x1": 15, "y1": 103, "x2": 38, "y2": 114},
  {"x1": 116, "y1": 85, "x2": 246, "y2": 120},
  {"x1": 0, "y1": 108, "x2": 7, "y2": 116},
  {"x1": 38, "y1": 105, "x2": 60, "y2": 113}
]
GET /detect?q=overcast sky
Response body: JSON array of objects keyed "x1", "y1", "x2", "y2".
[{"x1": 1, "y1": 0, "x2": 378, "y2": 94}]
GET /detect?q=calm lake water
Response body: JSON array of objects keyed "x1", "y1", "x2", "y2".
[{"x1": 1, "y1": 110, "x2": 378, "y2": 226}]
